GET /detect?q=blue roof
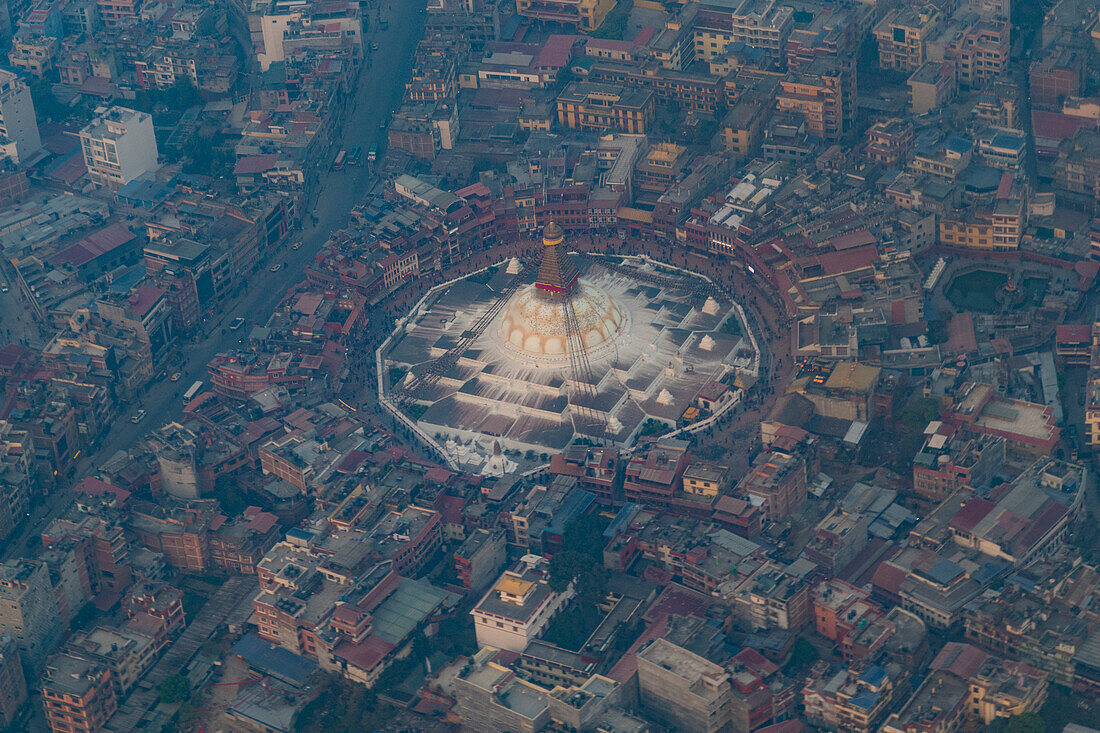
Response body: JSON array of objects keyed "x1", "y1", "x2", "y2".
[
  {"x1": 928, "y1": 558, "x2": 964, "y2": 584},
  {"x1": 107, "y1": 265, "x2": 146, "y2": 295},
  {"x1": 604, "y1": 503, "x2": 640, "y2": 538},
  {"x1": 544, "y1": 488, "x2": 596, "y2": 537},
  {"x1": 858, "y1": 664, "x2": 887, "y2": 687},
  {"x1": 849, "y1": 690, "x2": 881, "y2": 710},
  {"x1": 231, "y1": 633, "x2": 317, "y2": 687}
]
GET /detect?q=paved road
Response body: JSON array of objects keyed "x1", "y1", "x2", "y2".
[
  {"x1": 90, "y1": 6, "x2": 426, "y2": 461},
  {"x1": 2, "y1": 7, "x2": 426, "y2": 561}
]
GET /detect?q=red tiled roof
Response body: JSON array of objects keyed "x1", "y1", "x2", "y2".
[
  {"x1": 1057, "y1": 324, "x2": 1091, "y2": 343},
  {"x1": 52, "y1": 223, "x2": 136, "y2": 268},
  {"x1": 950, "y1": 498, "x2": 996, "y2": 533},
  {"x1": 334, "y1": 636, "x2": 396, "y2": 672},
  {"x1": 815, "y1": 245, "x2": 878, "y2": 276},
  {"x1": 931, "y1": 642, "x2": 988, "y2": 679},
  {"x1": 871, "y1": 562, "x2": 906, "y2": 596},
  {"x1": 128, "y1": 285, "x2": 166, "y2": 317},
  {"x1": 234, "y1": 154, "x2": 279, "y2": 175},
  {"x1": 247, "y1": 511, "x2": 278, "y2": 534}
]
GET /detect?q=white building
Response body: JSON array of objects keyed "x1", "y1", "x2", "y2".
[
  {"x1": 471, "y1": 560, "x2": 573, "y2": 652},
  {"x1": 0, "y1": 70, "x2": 40, "y2": 166},
  {"x1": 250, "y1": 0, "x2": 361, "y2": 72},
  {"x1": 78, "y1": 107, "x2": 158, "y2": 188}
]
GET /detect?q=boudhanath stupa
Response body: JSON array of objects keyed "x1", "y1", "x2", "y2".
[{"x1": 380, "y1": 223, "x2": 757, "y2": 460}]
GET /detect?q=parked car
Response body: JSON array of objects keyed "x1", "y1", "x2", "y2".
[
  {"x1": 131, "y1": 409, "x2": 147, "y2": 424},
  {"x1": 229, "y1": 317, "x2": 246, "y2": 330},
  {"x1": 270, "y1": 264, "x2": 282, "y2": 272},
  {"x1": 170, "y1": 372, "x2": 181, "y2": 381}
]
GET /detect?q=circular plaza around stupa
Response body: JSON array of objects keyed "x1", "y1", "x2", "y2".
[{"x1": 379, "y1": 226, "x2": 759, "y2": 472}]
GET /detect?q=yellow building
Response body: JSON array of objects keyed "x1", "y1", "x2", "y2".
[
  {"x1": 682, "y1": 462, "x2": 729, "y2": 496},
  {"x1": 516, "y1": 0, "x2": 616, "y2": 32}
]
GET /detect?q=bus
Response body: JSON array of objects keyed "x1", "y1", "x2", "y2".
[
  {"x1": 182, "y1": 380, "x2": 203, "y2": 404},
  {"x1": 348, "y1": 146, "x2": 362, "y2": 165},
  {"x1": 332, "y1": 149, "x2": 347, "y2": 170}
]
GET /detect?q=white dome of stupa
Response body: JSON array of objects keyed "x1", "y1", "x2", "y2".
[{"x1": 499, "y1": 282, "x2": 626, "y2": 358}]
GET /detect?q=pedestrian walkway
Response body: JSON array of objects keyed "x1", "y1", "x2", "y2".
[{"x1": 104, "y1": 575, "x2": 258, "y2": 732}]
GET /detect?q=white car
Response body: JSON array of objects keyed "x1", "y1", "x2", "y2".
[
  {"x1": 270, "y1": 264, "x2": 282, "y2": 272},
  {"x1": 131, "y1": 409, "x2": 147, "y2": 424},
  {"x1": 229, "y1": 317, "x2": 246, "y2": 330}
]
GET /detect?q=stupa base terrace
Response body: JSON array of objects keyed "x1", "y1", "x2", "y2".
[{"x1": 378, "y1": 249, "x2": 759, "y2": 475}]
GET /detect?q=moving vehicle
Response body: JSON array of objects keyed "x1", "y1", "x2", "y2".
[
  {"x1": 170, "y1": 372, "x2": 181, "y2": 382},
  {"x1": 131, "y1": 409, "x2": 147, "y2": 424},
  {"x1": 228, "y1": 317, "x2": 245, "y2": 330},
  {"x1": 270, "y1": 263, "x2": 282, "y2": 272},
  {"x1": 367, "y1": 145, "x2": 378, "y2": 162},
  {"x1": 182, "y1": 381, "x2": 203, "y2": 404},
  {"x1": 291, "y1": 241, "x2": 302, "y2": 250},
  {"x1": 332, "y1": 149, "x2": 347, "y2": 170},
  {"x1": 371, "y1": 42, "x2": 379, "y2": 50},
  {"x1": 0, "y1": 282, "x2": 8, "y2": 293},
  {"x1": 348, "y1": 146, "x2": 362, "y2": 165}
]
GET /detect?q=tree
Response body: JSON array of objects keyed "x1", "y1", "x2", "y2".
[
  {"x1": 158, "y1": 674, "x2": 190, "y2": 704},
  {"x1": 211, "y1": 473, "x2": 248, "y2": 517},
  {"x1": 1003, "y1": 714, "x2": 1045, "y2": 733},
  {"x1": 562, "y1": 514, "x2": 609, "y2": 563},
  {"x1": 783, "y1": 638, "x2": 819, "y2": 676}
]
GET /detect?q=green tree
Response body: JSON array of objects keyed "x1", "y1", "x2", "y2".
[
  {"x1": 562, "y1": 514, "x2": 609, "y2": 562},
  {"x1": 783, "y1": 638, "x2": 819, "y2": 676},
  {"x1": 158, "y1": 673, "x2": 190, "y2": 704},
  {"x1": 212, "y1": 473, "x2": 248, "y2": 517},
  {"x1": 1003, "y1": 714, "x2": 1045, "y2": 733}
]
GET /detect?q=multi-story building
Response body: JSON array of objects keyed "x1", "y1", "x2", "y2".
[
  {"x1": 471, "y1": 560, "x2": 573, "y2": 652},
  {"x1": 0, "y1": 421, "x2": 34, "y2": 543},
  {"x1": 874, "y1": 5, "x2": 941, "y2": 72},
  {"x1": 0, "y1": 559, "x2": 63, "y2": 671},
  {"x1": 548, "y1": 445, "x2": 621, "y2": 504},
  {"x1": 1029, "y1": 47, "x2": 1084, "y2": 108},
  {"x1": 913, "y1": 429, "x2": 1004, "y2": 501},
  {"x1": 0, "y1": 634, "x2": 26, "y2": 728},
  {"x1": 682, "y1": 461, "x2": 729, "y2": 497},
  {"x1": 0, "y1": 69, "x2": 39, "y2": 166},
  {"x1": 514, "y1": 0, "x2": 614, "y2": 32},
  {"x1": 734, "y1": 449, "x2": 806, "y2": 522},
  {"x1": 623, "y1": 438, "x2": 692, "y2": 511},
  {"x1": 908, "y1": 60, "x2": 957, "y2": 114},
  {"x1": 864, "y1": 119, "x2": 913, "y2": 166},
  {"x1": 454, "y1": 529, "x2": 507, "y2": 591},
  {"x1": 557, "y1": 82, "x2": 654, "y2": 135},
  {"x1": 249, "y1": 0, "x2": 362, "y2": 71},
  {"x1": 64, "y1": 626, "x2": 157, "y2": 697},
  {"x1": 977, "y1": 128, "x2": 1027, "y2": 170},
  {"x1": 40, "y1": 653, "x2": 117, "y2": 733},
  {"x1": 802, "y1": 663, "x2": 901, "y2": 733},
  {"x1": 78, "y1": 107, "x2": 158, "y2": 188},
  {"x1": 729, "y1": 560, "x2": 811, "y2": 631},
  {"x1": 636, "y1": 637, "x2": 732, "y2": 733},
  {"x1": 1054, "y1": 131, "x2": 1100, "y2": 205},
  {"x1": 123, "y1": 581, "x2": 186, "y2": 641},
  {"x1": 694, "y1": 0, "x2": 794, "y2": 62},
  {"x1": 776, "y1": 56, "x2": 854, "y2": 140},
  {"x1": 804, "y1": 510, "x2": 868, "y2": 574},
  {"x1": 97, "y1": 0, "x2": 139, "y2": 28},
  {"x1": 949, "y1": 17, "x2": 1010, "y2": 89}
]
